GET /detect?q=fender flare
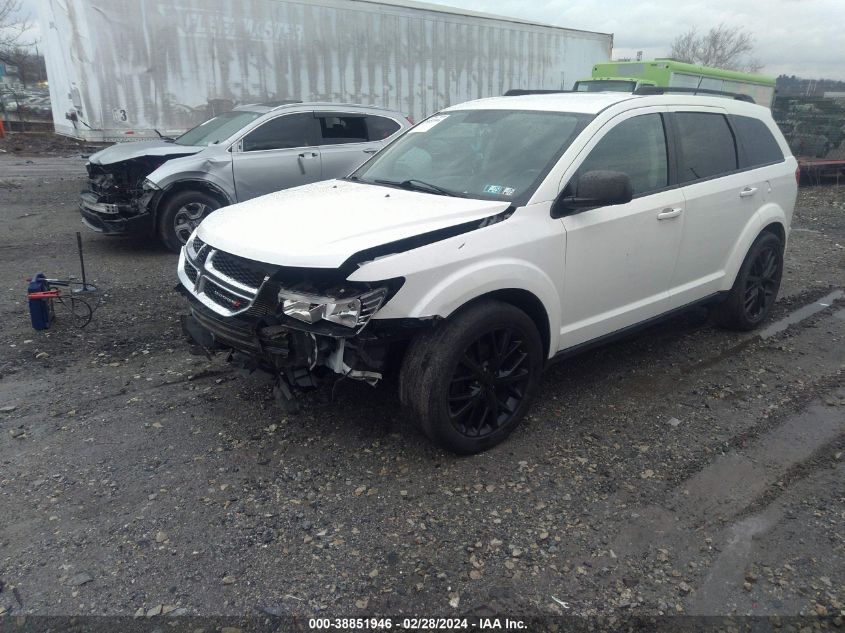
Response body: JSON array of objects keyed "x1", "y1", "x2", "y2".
[
  {"x1": 401, "y1": 259, "x2": 561, "y2": 358},
  {"x1": 146, "y1": 178, "x2": 235, "y2": 227},
  {"x1": 720, "y1": 202, "x2": 788, "y2": 292}
]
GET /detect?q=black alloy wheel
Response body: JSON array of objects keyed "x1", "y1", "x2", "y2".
[
  {"x1": 711, "y1": 230, "x2": 783, "y2": 331},
  {"x1": 400, "y1": 299, "x2": 543, "y2": 454},
  {"x1": 448, "y1": 327, "x2": 533, "y2": 439},
  {"x1": 743, "y1": 243, "x2": 779, "y2": 321}
]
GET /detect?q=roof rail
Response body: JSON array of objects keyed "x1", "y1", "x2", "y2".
[
  {"x1": 264, "y1": 100, "x2": 303, "y2": 109},
  {"x1": 503, "y1": 89, "x2": 571, "y2": 96},
  {"x1": 632, "y1": 86, "x2": 756, "y2": 103}
]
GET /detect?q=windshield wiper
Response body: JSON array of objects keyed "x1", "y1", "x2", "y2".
[
  {"x1": 374, "y1": 178, "x2": 465, "y2": 197},
  {"x1": 153, "y1": 129, "x2": 175, "y2": 142}
]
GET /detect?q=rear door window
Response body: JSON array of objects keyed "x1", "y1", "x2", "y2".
[
  {"x1": 241, "y1": 113, "x2": 314, "y2": 152},
  {"x1": 317, "y1": 114, "x2": 368, "y2": 145},
  {"x1": 731, "y1": 115, "x2": 784, "y2": 168},
  {"x1": 576, "y1": 113, "x2": 669, "y2": 196},
  {"x1": 366, "y1": 115, "x2": 401, "y2": 141},
  {"x1": 674, "y1": 112, "x2": 738, "y2": 183}
]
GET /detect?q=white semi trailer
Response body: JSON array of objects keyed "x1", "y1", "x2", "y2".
[{"x1": 38, "y1": 0, "x2": 612, "y2": 142}]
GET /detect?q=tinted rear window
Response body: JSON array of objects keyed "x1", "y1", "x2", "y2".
[
  {"x1": 731, "y1": 115, "x2": 784, "y2": 167},
  {"x1": 675, "y1": 112, "x2": 738, "y2": 183},
  {"x1": 318, "y1": 114, "x2": 368, "y2": 145},
  {"x1": 366, "y1": 115, "x2": 401, "y2": 141}
]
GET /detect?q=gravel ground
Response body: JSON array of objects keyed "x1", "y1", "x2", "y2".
[{"x1": 0, "y1": 145, "x2": 843, "y2": 625}]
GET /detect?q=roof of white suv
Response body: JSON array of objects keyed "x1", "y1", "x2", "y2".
[{"x1": 444, "y1": 92, "x2": 771, "y2": 116}]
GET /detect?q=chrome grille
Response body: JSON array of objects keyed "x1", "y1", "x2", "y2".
[
  {"x1": 194, "y1": 240, "x2": 211, "y2": 264},
  {"x1": 204, "y1": 282, "x2": 249, "y2": 311},
  {"x1": 181, "y1": 236, "x2": 266, "y2": 317},
  {"x1": 208, "y1": 251, "x2": 266, "y2": 289},
  {"x1": 191, "y1": 236, "x2": 206, "y2": 256},
  {"x1": 184, "y1": 260, "x2": 198, "y2": 284}
]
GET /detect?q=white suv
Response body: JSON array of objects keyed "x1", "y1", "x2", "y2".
[{"x1": 178, "y1": 92, "x2": 797, "y2": 454}]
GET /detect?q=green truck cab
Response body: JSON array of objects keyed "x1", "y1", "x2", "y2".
[{"x1": 574, "y1": 59, "x2": 777, "y2": 107}]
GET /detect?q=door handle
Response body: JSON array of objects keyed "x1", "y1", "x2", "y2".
[
  {"x1": 296, "y1": 152, "x2": 318, "y2": 175},
  {"x1": 363, "y1": 148, "x2": 378, "y2": 154},
  {"x1": 657, "y1": 208, "x2": 682, "y2": 220},
  {"x1": 739, "y1": 186, "x2": 758, "y2": 198}
]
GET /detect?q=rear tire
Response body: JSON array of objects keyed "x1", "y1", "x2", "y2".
[
  {"x1": 711, "y1": 231, "x2": 783, "y2": 331},
  {"x1": 157, "y1": 190, "x2": 221, "y2": 252},
  {"x1": 399, "y1": 300, "x2": 543, "y2": 454}
]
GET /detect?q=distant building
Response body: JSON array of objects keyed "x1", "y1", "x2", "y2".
[{"x1": 0, "y1": 63, "x2": 21, "y2": 86}]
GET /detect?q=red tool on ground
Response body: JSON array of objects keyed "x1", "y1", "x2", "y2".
[{"x1": 26, "y1": 232, "x2": 101, "y2": 330}]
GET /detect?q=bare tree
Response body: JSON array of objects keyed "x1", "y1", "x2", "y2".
[
  {"x1": 0, "y1": 0, "x2": 32, "y2": 53},
  {"x1": 1, "y1": 46, "x2": 44, "y2": 86},
  {"x1": 669, "y1": 24, "x2": 763, "y2": 73}
]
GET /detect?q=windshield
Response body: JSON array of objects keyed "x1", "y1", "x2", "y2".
[
  {"x1": 174, "y1": 110, "x2": 263, "y2": 146},
  {"x1": 575, "y1": 80, "x2": 637, "y2": 93},
  {"x1": 351, "y1": 109, "x2": 591, "y2": 203}
]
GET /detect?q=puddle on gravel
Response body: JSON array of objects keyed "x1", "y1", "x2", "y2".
[
  {"x1": 759, "y1": 289, "x2": 844, "y2": 339},
  {"x1": 681, "y1": 288, "x2": 844, "y2": 374}
]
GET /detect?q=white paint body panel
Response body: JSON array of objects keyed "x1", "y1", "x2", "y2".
[
  {"x1": 37, "y1": 0, "x2": 612, "y2": 141},
  {"x1": 196, "y1": 179, "x2": 511, "y2": 269}
]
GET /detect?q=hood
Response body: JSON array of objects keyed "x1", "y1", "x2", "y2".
[
  {"x1": 197, "y1": 179, "x2": 512, "y2": 268},
  {"x1": 88, "y1": 140, "x2": 204, "y2": 166}
]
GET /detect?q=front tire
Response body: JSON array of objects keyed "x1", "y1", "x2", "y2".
[
  {"x1": 157, "y1": 190, "x2": 221, "y2": 252},
  {"x1": 400, "y1": 300, "x2": 543, "y2": 454},
  {"x1": 711, "y1": 231, "x2": 783, "y2": 330}
]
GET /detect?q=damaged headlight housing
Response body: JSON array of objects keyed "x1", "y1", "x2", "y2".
[{"x1": 279, "y1": 287, "x2": 388, "y2": 331}]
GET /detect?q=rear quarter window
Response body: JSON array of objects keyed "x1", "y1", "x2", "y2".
[
  {"x1": 318, "y1": 114, "x2": 368, "y2": 145},
  {"x1": 366, "y1": 115, "x2": 401, "y2": 141},
  {"x1": 674, "y1": 112, "x2": 738, "y2": 183},
  {"x1": 731, "y1": 115, "x2": 784, "y2": 168}
]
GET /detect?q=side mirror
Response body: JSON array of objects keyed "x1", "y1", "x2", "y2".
[{"x1": 552, "y1": 170, "x2": 633, "y2": 217}]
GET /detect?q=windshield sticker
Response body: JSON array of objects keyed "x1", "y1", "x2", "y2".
[
  {"x1": 409, "y1": 114, "x2": 449, "y2": 133},
  {"x1": 483, "y1": 184, "x2": 514, "y2": 196}
]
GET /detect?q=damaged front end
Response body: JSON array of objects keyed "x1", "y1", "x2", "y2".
[
  {"x1": 177, "y1": 235, "x2": 420, "y2": 405},
  {"x1": 80, "y1": 157, "x2": 168, "y2": 235}
]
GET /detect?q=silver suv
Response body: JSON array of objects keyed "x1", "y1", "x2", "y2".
[{"x1": 80, "y1": 102, "x2": 410, "y2": 250}]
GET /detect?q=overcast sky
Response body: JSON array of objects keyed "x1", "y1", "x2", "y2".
[
  {"x1": 11, "y1": 0, "x2": 845, "y2": 81},
  {"x1": 426, "y1": 0, "x2": 845, "y2": 81}
]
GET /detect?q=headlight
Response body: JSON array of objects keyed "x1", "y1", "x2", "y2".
[{"x1": 279, "y1": 287, "x2": 388, "y2": 330}]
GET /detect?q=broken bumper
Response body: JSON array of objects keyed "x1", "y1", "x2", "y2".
[
  {"x1": 79, "y1": 191, "x2": 153, "y2": 235},
  {"x1": 182, "y1": 299, "x2": 292, "y2": 357},
  {"x1": 180, "y1": 291, "x2": 397, "y2": 386}
]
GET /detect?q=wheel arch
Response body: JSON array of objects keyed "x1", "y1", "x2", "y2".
[
  {"x1": 151, "y1": 179, "x2": 233, "y2": 231},
  {"x1": 376, "y1": 258, "x2": 561, "y2": 359},
  {"x1": 457, "y1": 289, "x2": 552, "y2": 362},
  {"x1": 759, "y1": 220, "x2": 786, "y2": 245},
  {"x1": 721, "y1": 205, "x2": 788, "y2": 293}
]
